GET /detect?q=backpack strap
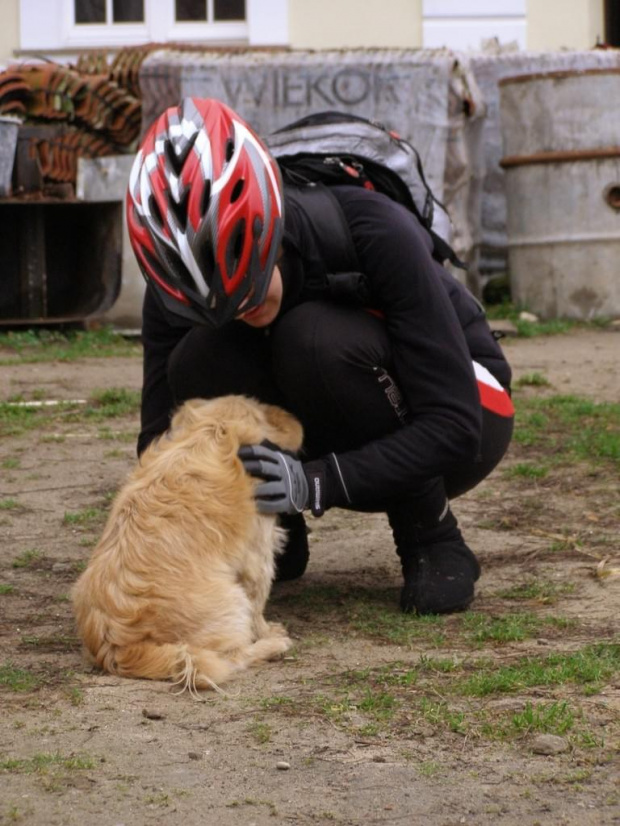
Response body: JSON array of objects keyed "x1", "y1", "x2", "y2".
[
  {"x1": 284, "y1": 183, "x2": 372, "y2": 305},
  {"x1": 284, "y1": 183, "x2": 358, "y2": 273}
]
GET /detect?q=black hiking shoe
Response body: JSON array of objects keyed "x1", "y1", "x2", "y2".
[
  {"x1": 400, "y1": 535, "x2": 481, "y2": 615},
  {"x1": 275, "y1": 513, "x2": 310, "y2": 582}
]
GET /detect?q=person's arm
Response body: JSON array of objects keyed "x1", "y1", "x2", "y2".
[
  {"x1": 138, "y1": 286, "x2": 190, "y2": 455},
  {"x1": 318, "y1": 188, "x2": 481, "y2": 507}
]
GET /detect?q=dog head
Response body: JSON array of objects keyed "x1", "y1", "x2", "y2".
[{"x1": 168, "y1": 396, "x2": 303, "y2": 456}]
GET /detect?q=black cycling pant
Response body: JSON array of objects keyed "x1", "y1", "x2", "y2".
[{"x1": 167, "y1": 301, "x2": 513, "y2": 506}]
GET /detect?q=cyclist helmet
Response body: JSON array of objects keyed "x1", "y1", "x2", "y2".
[{"x1": 127, "y1": 97, "x2": 284, "y2": 326}]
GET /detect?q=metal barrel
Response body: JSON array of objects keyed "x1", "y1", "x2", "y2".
[{"x1": 499, "y1": 69, "x2": 620, "y2": 320}]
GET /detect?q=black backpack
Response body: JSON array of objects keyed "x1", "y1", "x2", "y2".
[{"x1": 265, "y1": 111, "x2": 463, "y2": 287}]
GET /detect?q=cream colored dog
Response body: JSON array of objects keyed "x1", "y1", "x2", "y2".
[{"x1": 72, "y1": 395, "x2": 303, "y2": 695}]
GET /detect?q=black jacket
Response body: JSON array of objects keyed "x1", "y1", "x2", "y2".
[{"x1": 139, "y1": 185, "x2": 511, "y2": 506}]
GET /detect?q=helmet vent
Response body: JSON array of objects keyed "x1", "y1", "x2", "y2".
[
  {"x1": 227, "y1": 220, "x2": 246, "y2": 275},
  {"x1": 230, "y1": 178, "x2": 244, "y2": 203},
  {"x1": 167, "y1": 189, "x2": 190, "y2": 231},
  {"x1": 149, "y1": 195, "x2": 165, "y2": 229},
  {"x1": 200, "y1": 180, "x2": 212, "y2": 217},
  {"x1": 164, "y1": 132, "x2": 198, "y2": 176},
  {"x1": 225, "y1": 138, "x2": 235, "y2": 163}
]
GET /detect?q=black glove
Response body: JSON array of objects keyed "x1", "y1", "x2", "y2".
[{"x1": 238, "y1": 442, "x2": 325, "y2": 517}]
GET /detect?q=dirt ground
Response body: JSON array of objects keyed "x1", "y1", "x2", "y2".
[{"x1": 0, "y1": 327, "x2": 619, "y2": 826}]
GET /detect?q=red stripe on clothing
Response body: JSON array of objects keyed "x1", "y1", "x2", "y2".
[{"x1": 477, "y1": 379, "x2": 514, "y2": 417}]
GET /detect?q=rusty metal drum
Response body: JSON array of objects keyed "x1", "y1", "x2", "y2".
[{"x1": 499, "y1": 69, "x2": 620, "y2": 320}]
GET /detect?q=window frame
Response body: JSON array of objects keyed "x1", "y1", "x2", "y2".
[
  {"x1": 63, "y1": 0, "x2": 150, "y2": 46},
  {"x1": 19, "y1": 0, "x2": 288, "y2": 53},
  {"x1": 61, "y1": 0, "x2": 248, "y2": 48}
]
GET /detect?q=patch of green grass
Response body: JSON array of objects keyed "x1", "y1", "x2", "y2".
[
  {"x1": 0, "y1": 584, "x2": 15, "y2": 595},
  {"x1": 0, "y1": 403, "x2": 40, "y2": 438},
  {"x1": 457, "y1": 643, "x2": 620, "y2": 697},
  {"x1": 513, "y1": 410, "x2": 549, "y2": 447},
  {"x1": 315, "y1": 693, "x2": 357, "y2": 726},
  {"x1": 417, "y1": 761, "x2": 442, "y2": 777},
  {"x1": 1, "y1": 457, "x2": 21, "y2": 469},
  {"x1": 418, "y1": 698, "x2": 467, "y2": 734},
  {"x1": 416, "y1": 655, "x2": 461, "y2": 674},
  {"x1": 348, "y1": 601, "x2": 446, "y2": 646},
  {"x1": 479, "y1": 700, "x2": 579, "y2": 741},
  {"x1": 0, "y1": 328, "x2": 140, "y2": 365},
  {"x1": 0, "y1": 498, "x2": 19, "y2": 511},
  {"x1": 247, "y1": 721, "x2": 272, "y2": 745},
  {"x1": 511, "y1": 701, "x2": 575, "y2": 736},
  {"x1": 504, "y1": 462, "x2": 549, "y2": 480},
  {"x1": 63, "y1": 507, "x2": 107, "y2": 527},
  {"x1": 0, "y1": 752, "x2": 95, "y2": 773},
  {"x1": 461, "y1": 612, "x2": 563, "y2": 645},
  {"x1": 12, "y1": 549, "x2": 43, "y2": 569},
  {"x1": 515, "y1": 372, "x2": 551, "y2": 388},
  {"x1": 357, "y1": 688, "x2": 399, "y2": 720},
  {"x1": 263, "y1": 649, "x2": 617, "y2": 747},
  {"x1": 486, "y1": 302, "x2": 612, "y2": 338},
  {"x1": 66, "y1": 687, "x2": 85, "y2": 707},
  {"x1": 20, "y1": 634, "x2": 79, "y2": 652},
  {"x1": 515, "y1": 319, "x2": 577, "y2": 338},
  {"x1": 513, "y1": 395, "x2": 620, "y2": 465},
  {"x1": 84, "y1": 388, "x2": 141, "y2": 420},
  {"x1": 0, "y1": 665, "x2": 42, "y2": 692},
  {"x1": 260, "y1": 696, "x2": 296, "y2": 711},
  {"x1": 498, "y1": 580, "x2": 576, "y2": 604},
  {"x1": 1, "y1": 388, "x2": 140, "y2": 440}
]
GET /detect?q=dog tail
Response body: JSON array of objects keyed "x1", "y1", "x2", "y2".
[
  {"x1": 99, "y1": 635, "x2": 291, "y2": 697},
  {"x1": 99, "y1": 641, "x2": 237, "y2": 695}
]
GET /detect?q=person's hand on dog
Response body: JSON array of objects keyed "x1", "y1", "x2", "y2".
[{"x1": 238, "y1": 441, "x2": 325, "y2": 517}]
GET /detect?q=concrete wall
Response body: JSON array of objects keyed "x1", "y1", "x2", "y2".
[
  {"x1": 288, "y1": 0, "x2": 422, "y2": 49},
  {"x1": 527, "y1": 0, "x2": 605, "y2": 50}
]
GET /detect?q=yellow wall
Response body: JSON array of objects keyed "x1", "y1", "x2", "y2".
[
  {"x1": 0, "y1": 0, "x2": 19, "y2": 63},
  {"x1": 288, "y1": 0, "x2": 422, "y2": 49},
  {"x1": 527, "y1": 0, "x2": 605, "y2": 51}
]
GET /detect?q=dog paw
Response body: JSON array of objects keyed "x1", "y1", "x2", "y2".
[
  {"x1": 269, "y1": 635, "x2": 293, "y2": 657},
  {"x1": 266, "y1": 621, "x2": 289, "y2": 638}
]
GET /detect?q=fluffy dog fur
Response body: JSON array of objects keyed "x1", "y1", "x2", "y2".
[{"x1": 72, "y1": 395, "x2": 303, "y2": 694}]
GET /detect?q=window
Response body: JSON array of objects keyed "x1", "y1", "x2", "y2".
[
  {"x1": 605, "y1": 0, "x2": 620, "y2": 46},
  {"x1": 175, "y1": 0, "x2": 246, "y2": 22},
  {"x1": 20, "y1": 0, "x2": 287, "y2": 51},
  {"x1": 74, "y1": 0, "x2": 145, "y2": 25}
]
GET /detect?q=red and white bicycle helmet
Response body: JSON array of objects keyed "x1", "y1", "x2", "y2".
[{"x1": 127, "y1": 97, "x2": 284, "y2": 326}]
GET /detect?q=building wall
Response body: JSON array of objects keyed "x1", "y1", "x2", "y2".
[
  {"x1": 0, "y1": 0, "x2": 19, "y2": 64},
  {"x1": 288, "y1": 0, "x2": 421, "y2": 49},
  {"x1": 422, "y1": 0, "x2": 526, "y2": 51},
  {"x1": 288, "y1": 0, "x2": 604, "y2": 52},
  {"x1": 527, "y1": 0, "x2": 605, "y2": 50},
  {"x1": 2, "y1": 0, "x2": 611, "y2": 61}
]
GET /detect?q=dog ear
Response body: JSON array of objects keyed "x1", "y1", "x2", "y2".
[
  {"x1": 169, "y1": 399, "x2": 209, "y2": 434},
  {"x1": 259, "y1": 404, "x2": 304, "y2": 452}
]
